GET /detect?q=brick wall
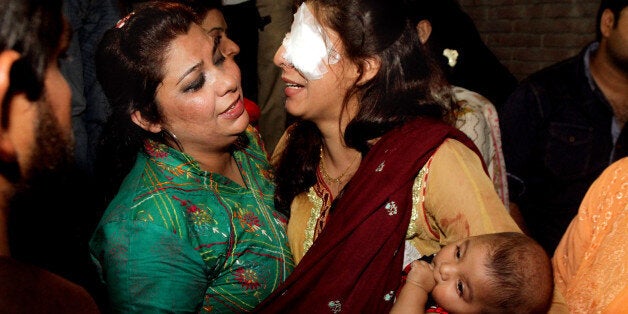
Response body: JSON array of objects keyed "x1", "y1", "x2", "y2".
[{"x1": 459, "y1": 0, "x2": 599, "y2": 80}]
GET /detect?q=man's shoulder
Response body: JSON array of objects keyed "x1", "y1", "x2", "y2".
[
  {"x1": 524, "y1": 54, "x2": 583, "y2": 87},
  {"x1": 0, "y1": 257, "x2": 99, "y2": 313},
  {"x1": 506, "y1": 50, "x2": 590, "y2": 108}
]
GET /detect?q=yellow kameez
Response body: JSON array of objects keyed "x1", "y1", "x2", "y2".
[
  {"x1": 285, "y1": 139, "x2": 519, "y2": 264},
  {"x1": 275, "y1": 135, "x2": 568, "y2": 313}
]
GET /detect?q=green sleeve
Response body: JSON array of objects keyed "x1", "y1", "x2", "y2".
[{"x1": 91, "y1": 220, "x2": 209, "y2": 313}]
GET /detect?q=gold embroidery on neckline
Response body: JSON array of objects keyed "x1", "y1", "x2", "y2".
[{"x1": 303, "y1": 187, "x2": 324, "y2": 254}]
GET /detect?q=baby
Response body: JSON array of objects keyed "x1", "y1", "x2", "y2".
[{"x1": 391, "y1": 232, "x2": 553, "y2": 314}]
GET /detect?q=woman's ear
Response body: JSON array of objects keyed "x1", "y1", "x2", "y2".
[
  {"x1": 356, "y1": 57, "x2": 381, "y2": 86},
  {"x1": 416, "y1": 20, "x2": 432, "y2": 44},
  {"x1": 131, "y1": 110, "x2": 162, "y2": 133},
  {"x1": 0, "y1": 50, "x2": 22, "y2": 162}
]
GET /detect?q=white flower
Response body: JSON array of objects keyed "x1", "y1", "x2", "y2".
[{"x1": 443, "y1": 48, "x2": 459, "y2": 68}]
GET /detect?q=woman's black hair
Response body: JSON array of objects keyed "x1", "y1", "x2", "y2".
[
  {"x1": 94, "y1": 1, "x2": 197, "y2": 203},
  {"x1": 273, "y1": 0, "x2": 455, "y2": 215},
  {"x1": 404, "y1": 0, "x2": 518, "y2": 108},
  {"x1": 186, "y1": 0, "x2": 224, "y2": 19}
]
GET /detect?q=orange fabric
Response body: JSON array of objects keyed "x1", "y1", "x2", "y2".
[{"x1": 552, "y1": 157, "x2": 628, "y2": 313}]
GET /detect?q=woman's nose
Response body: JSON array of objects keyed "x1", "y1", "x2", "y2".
[
  {"x1": 215, "y1": 62, "x2": 240, "y2": 97},
  {"x1": 221, "y1": 37, "x2": 240, "y2": 57},
  {"x1": 273, "y1": 44, "x2": 295, "y2": 70}
]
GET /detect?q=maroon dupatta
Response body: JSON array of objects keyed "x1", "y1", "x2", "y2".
[{"x1": 256, "y1": 118, "x2": 480, "y2": 313}]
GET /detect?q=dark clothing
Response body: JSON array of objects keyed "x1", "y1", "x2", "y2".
[
  {"x1": 0, "y1": 256, "x2": 100, "y2": 313},
  {"x1": 222, "y1": 0, "x2": 259, "y2": 103},
  {"x1": 61, "y1": 0, "x2": 119, "y2": 176},
  {"x1": 406, "y1": 0, "x2": 518, "y2": 109},
  {"x1": 499, "y1": 42, "x2": 628, "y2": 255}
]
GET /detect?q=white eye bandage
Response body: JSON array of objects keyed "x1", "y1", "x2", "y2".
[{"x1": 281, "y1": 3, "x2": 341, "y2": 81}]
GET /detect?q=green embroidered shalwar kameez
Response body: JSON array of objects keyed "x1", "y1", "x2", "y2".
[{"x1": 90, "y1": 127, "x2": 294, "y2": 312}]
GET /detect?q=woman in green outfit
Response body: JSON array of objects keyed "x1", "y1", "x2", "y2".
[{"x1": 89, "y1": 2, "x2": 293, "y2": 312}]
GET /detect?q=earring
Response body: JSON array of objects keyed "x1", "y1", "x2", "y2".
[{"x1": 161, "y1": 129, "x2": 184, "y2": 152}]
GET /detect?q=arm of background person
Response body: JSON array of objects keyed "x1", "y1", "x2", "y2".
[
  {"x1": 498, "y1": 80, "x2": 544, "y2": 216},
  {"x1": 508, "y1": 202, "x2": 530, "y2": 235},
  {"x1": 452, "y1": 86, "x2": 509, "y2": 207},
  {"x1": 552, "y1": 157, "x2": 628, "y2": 312}
]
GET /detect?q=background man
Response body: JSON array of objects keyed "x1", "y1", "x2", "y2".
[
  {"x1": 500, "y1": 0, "x2": 628, "y2": 254},
  {"x1": 0, "y1": 0, "x2": 99, "y2": 311}
]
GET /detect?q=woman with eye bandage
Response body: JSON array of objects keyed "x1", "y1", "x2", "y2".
[{"x1": 252, "y1": 0, "x2": 539, "y2": 312}]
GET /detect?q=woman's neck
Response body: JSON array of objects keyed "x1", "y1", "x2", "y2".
[
  {"x1": 316, "y1": 100, "x2": 358, "y2": 151},
  {"x1": 190, "y1": 147, "x2": 245, "y2": 186},
  {"x1": 318, "y1": 125, "x2": 361, "y2": 197}
]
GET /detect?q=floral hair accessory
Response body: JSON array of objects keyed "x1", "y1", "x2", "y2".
[
  {"x1": 115, "y1": 12, "x2": 135, "y2": 29},
  {"x1": 443, "y1": 48, "x2": 459, "y2": 68}
]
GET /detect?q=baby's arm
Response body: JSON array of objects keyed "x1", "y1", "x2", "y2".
[{"x1": 390, "y1": 260, "x2": 436, "y2": 314}]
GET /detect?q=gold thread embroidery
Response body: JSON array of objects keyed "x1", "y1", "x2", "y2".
[
  {"x1": 303, "y1": 187, "x2": 324, "y2": 254},
  {"x1": 407, "y1": 165, "x2": 429, "y2": 238}
]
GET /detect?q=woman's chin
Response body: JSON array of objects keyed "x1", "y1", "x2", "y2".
[{"x1": 233, "y1": 111, "x2": 251, "y2": 134}]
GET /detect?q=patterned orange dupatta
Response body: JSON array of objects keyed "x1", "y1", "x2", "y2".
[{"x1": 552, "y1": 157, "x2": 628, "y2": 313}]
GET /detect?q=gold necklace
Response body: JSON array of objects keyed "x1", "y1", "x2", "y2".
[{"x1": 319, "y1": 147, "x2": 359, "y2": 185}]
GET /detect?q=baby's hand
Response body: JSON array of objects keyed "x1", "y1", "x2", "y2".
[{"x1": 405, "y1": 260, "x2": 436, "y2": 293}]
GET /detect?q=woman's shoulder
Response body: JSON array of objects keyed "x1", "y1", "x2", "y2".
[
  {"x1": 270, "y1": 127, "x2": 292, "y2": 165},
  {"x1": 243, "y1": 125, "x2": 264, "y2": 148},
  {"x1": 240, "y1": 125, "x2": 272, "y2": 162},
  {"x1": 421, "y1": 139, "x2": 518, "y2": 235},
  {"x1": 424, "y1": 138, "x2": 490, "y2": 195},
  {"x1": 92, "y1": 192, "x2": 194, "y2": 255},
  {"x1": 452, "y1": 86, "x2": 492, "y2": 107},
  {"x1": 432, "y1": 138, "x2": 483, "y2": 164},
  {"x1": 98, "y1": 159, "x2": 192, "y2": 227}
]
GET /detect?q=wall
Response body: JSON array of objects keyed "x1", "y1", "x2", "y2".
[{"x1": 459, "y1": 0, "x2": 599, "y2": 80}]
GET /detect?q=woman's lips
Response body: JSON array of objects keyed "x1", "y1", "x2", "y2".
[
  {"x1": 282, "y1": 77, "x2": 305, "y2": 97},
  {"x1": 219, "y1": 98, "x2": 245, "y2": 118}
]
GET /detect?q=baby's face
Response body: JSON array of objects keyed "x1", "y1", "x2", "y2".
[{"x1": 431, "y1": 236, "x2": 492, "y2": 313}]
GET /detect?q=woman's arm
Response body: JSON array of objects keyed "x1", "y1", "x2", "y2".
[
  {"x1": 425, "y1": 139, "x2": 521, "y2": 242},
  {"x1": 421, "y1": 140, "x2": 569, "y2": 313},
  {"x1": 91, "y1": 220, "x2": 209, "y2": 312}
]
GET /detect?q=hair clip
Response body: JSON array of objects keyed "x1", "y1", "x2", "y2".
[
  {"x1": 443, "y1": 48, "x2": 459, "y2": 68},
  {"x1": 115, "y1": 12, "x2": 135, "y2": 29}
]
